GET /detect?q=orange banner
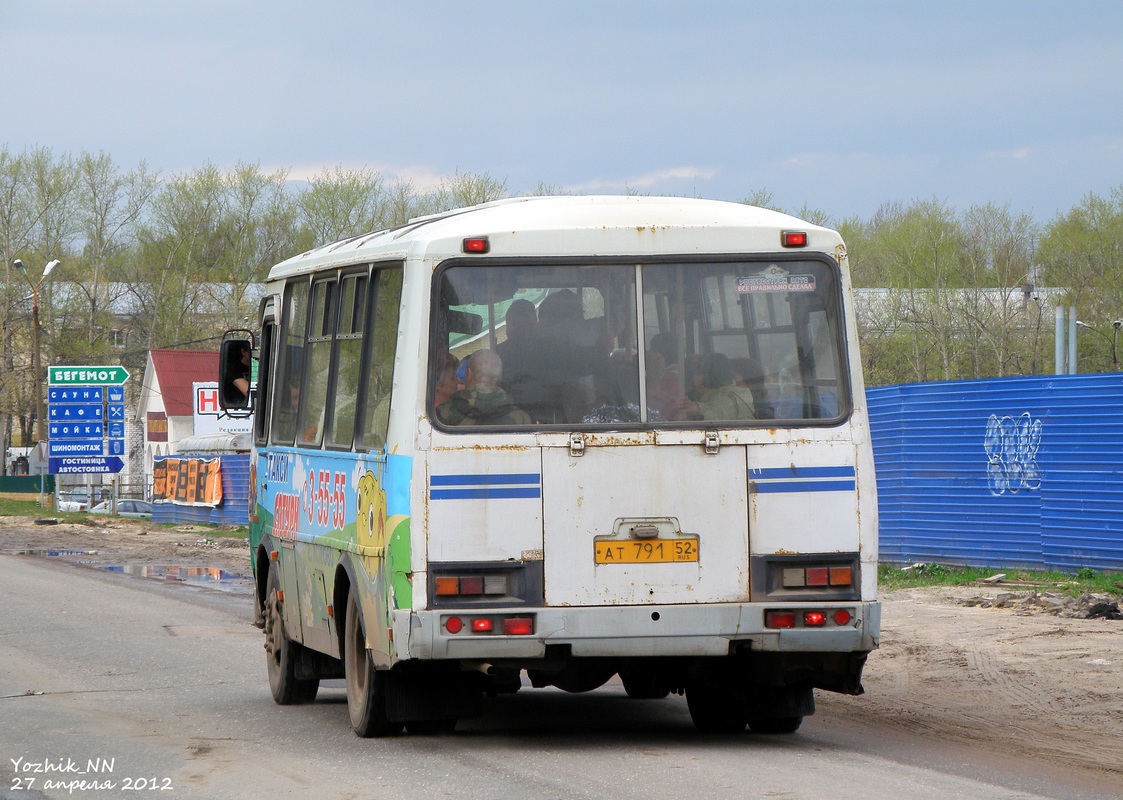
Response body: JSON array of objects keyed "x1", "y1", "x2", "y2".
[{"x1": 153, "y1": 457, "x2": 223, "y2": 507}]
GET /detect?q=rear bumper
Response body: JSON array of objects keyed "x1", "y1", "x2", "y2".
[{"x1": 398, "y1": 601, "x2": 881, "y2": 660}]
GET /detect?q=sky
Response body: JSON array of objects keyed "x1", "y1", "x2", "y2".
[{"x1": 2, "y1": 1, "x2": 1122, "y2": 224}]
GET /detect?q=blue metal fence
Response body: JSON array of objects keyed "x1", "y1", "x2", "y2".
[
  {"x1": 152, "y1": 454, "x2": 250, "y2": 526},
  {"x1": 867, "y1": 373, "x2": 1123, "y2": 571}
]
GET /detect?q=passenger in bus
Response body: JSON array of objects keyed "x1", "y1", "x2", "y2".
[
  {"x1": 495, "y1": 299, "x2": 546, "y2": 411},
  {"x1": 535, "y1": 290, "x2": 606, "y2": 421},
  {"x1": 496, "y1": 299, "x2": 538, "y2": 366},
  {"x1": 676, "y1": 353, "x2": 757, "y2": 421},
  {"x1": 436, "y1": 350, "x2": 532, "y2": 426},
  {"x1": 433, "y1": 350, "x2": 461, "y2": 408},
  {"x1": 730, "y1": 356, "x2": 774, "y2": 419},
  {"x1": 649, "y1": 332, "x2": 685, "y2": 398},
  {"x1": 644, "y1": 350, "x2": 677, "y2": 420}
]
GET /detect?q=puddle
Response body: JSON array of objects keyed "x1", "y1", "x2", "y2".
[
  {"x1": 8, "y1": 548, "x2": 98, "y2": 557},
  {"x1": 98, "y1": 564, "x2": 252, "y2": 593},
  {"x1": 4, "y1": 547, "x2": 251, "y2": 594}
]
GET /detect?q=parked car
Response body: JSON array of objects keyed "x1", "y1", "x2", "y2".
[
  {"x1": 89, "y1": 499, "x2": 153, "y2": 519},
  {"x1": 57, "y1": 491, "x2": 95, "y2": 512}
]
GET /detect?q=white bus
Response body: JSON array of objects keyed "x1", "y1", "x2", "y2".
[{"x1": 220, "y1": 195, "x2": 880, "y2": 736}]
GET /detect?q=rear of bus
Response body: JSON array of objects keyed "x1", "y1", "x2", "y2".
[{"x1": 411, "y1": 196, "x2": 879, "y2": 734}]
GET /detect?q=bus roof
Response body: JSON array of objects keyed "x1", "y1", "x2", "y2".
[{"x1": 268, "y1": 195, "x2": 842, "y2": 280}]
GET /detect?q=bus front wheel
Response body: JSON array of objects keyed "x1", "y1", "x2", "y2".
[
  {"x1": 264, "y1": 562, "x2": 319, "y2": 704},
  {"x1": 344, "y1": 591, "x2": 403, "y2": 738}
]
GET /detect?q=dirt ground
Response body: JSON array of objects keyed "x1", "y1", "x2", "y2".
[{"x1": 2, "y1": 514, "x2": 1121, "y2": 786}]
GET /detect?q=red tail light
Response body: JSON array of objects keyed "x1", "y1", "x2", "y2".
[
  {"x1": 781, "y1": 230, "x2": 808, "y2": 248},
  {"x1": 765, "y1": 610, "x2": 797, "y2": 629},
  {"x1": 804, "y1": 612, "x2": 827, "y2": 627},
  {"x1": 503, "y1": 617, "x2": 533, "y2": 635}
]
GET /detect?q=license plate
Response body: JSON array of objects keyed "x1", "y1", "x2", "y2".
[{"x1": 594, "y1": 538, "x2": 699, "y2": 564}]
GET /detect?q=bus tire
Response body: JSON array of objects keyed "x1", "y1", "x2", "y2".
[
  {"x1": 747, "y1": 716, "x2": 803, "y2": 735},
  {"x1": 686, "y1": 681, "x2": 747, "y2": 734},
  {"x1": 345, "y1": 590, "x2": 403, "y2": 738},
  {"x1": 264, "y1": 562, "x2": 319, "y2": 705}
]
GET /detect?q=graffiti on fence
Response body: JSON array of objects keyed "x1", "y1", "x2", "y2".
[{"x1": 985, "y1": 412, "x2": 1042, "y2": 495}]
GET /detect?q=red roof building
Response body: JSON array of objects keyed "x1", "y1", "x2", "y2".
[{"x1": 137, "y1": 349, "x2": 219, "y2": 473}]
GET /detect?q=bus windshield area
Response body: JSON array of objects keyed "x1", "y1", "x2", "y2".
[{"x1": 431, "y1": 259, "x2": 849, "y2": 429}]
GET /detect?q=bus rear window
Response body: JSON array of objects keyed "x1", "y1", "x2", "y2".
[{"x1": 431, "y1": 259, "x2": 849, "y2": 429}]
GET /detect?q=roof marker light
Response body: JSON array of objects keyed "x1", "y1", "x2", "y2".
[
  {"x1": 463, "y1": 237, "x2": 490, "y2": 254},
  {"x1": 781, "y1": 231, "x2": 808, "y2": 248}
]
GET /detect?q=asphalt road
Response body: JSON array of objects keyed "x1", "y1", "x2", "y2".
[{"x1": 1, "y1": 554, "x2": 1117, "y2": 800}]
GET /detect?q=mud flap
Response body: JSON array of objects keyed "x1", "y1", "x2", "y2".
[{"x1": 383, "y1": 666, "x2": 484, "y2": 722}]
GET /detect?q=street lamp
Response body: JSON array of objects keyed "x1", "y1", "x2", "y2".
[
  {"x1": 1075, "y1": 319, "x2": 1121, "y2": 371},
  {"x1": 13, "y1": 258, "x2": 59, "y2": 442}
]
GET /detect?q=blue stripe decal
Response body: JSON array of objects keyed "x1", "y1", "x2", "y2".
[
  {"x1": 431, "y1": 487, "x2": 542, "y2": 500},
  {"x1": 754, "y1": 479, "x2": 857, "y2": 494},
  {"x1": 430, "y1": 473, "x2": 542, "y2": 500},
  {"x1": 750, "y1": 466, "x2": 856, "y2": 480},
  {"x1": 431, "y1": 473, "x2": 541, "y2": 486},
  {"x1": 750, "y1": 465, "x2": 856, "y2": 494}
]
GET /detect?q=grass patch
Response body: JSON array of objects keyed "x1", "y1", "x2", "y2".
[
  {"x1": 879, "y1": 562, "x2": 1123, "y2": 597},
  {"x1": 0, "y1": 497, "x2": 248, "y2": 540},
  {"x1": 0, "y1": 498, "x2": 87, "y2": 521}
]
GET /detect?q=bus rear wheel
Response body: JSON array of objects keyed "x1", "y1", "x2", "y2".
[
  {"x1": 747, "y1": 716, "x2": 803, "y2": 734},
  {"x1": 345, "y1": 591, "x2": 403, "y2": 738},
  {"x1": 405, "y1": 718, "x2": 457, "y2": 735},
  {"x1": 264, "y1": 562, "x2": 319, "y2": 704}
]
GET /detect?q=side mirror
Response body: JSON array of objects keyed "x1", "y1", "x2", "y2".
[{"x1": 219, "y1": 337, "x2": 254, "y2": 412}]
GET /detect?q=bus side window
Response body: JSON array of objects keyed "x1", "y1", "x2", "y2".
[
  {"x1": 272, "y1": 281, "x2": 310, "y2": 446},
  {"x1": 297, "y1": 279, "x2": 336, "y2": 447},
  {"x1": 358, "y1": 267, "x2": 403, "y2": 450},
  {"x1": 326, "y1": 272, "x2": 367, "y2": 449}
]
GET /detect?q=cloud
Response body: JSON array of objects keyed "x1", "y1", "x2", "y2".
[
  {"x1": 568, "y1": 166, "x2": 717, "y2": 192},
  {"x1": 270, "y1": 161, "x2": 447, "y2": 191},
  {"x1": 982, "y1": 147, "x2": 1032, "y2": 161}
]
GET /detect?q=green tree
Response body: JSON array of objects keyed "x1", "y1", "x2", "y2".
[
  {"x1": 296, "y1": 165, "x2": 385, "y2": 248},
  {"x1": 0, "y1": 146, "x2": 78, "y2": 446},
  {"x1": 50, "y1": 153, "x2": 159, "y2": 364},
  {"x1": 129, "y1": 163, "x2": 227, "y2": 355},
  {"x1": 208, "y1": 162, "x2": 297, "y2": 328},
  {"x1": 1038, "y1": 185, "x2": 1123, "y2": 372}
]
